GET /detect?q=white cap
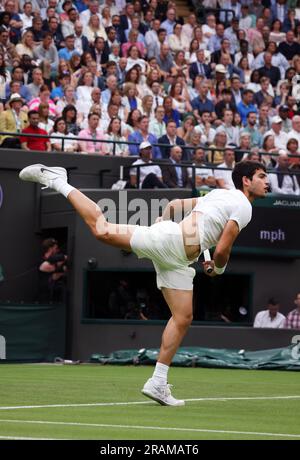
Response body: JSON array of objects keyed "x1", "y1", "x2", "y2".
[
  {"x1": 9, "y1": 93, "x2": 23, "y2": 104},
  {"x1": 140, "y1": 141, "x2": 152, "y2": 150},
  {"x1": 271, "y1": 115, "x2": 282, "y2": 124},
  {"x1": 215, "y1": 64, "x2": 226, "y2": 74}
]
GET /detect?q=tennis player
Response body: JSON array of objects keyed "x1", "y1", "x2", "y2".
[{"x1": 19, "y1": 161, "x2": 269, "y2": 406}]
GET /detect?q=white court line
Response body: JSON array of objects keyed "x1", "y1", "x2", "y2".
[
  {"x1": 0, "y1": 419, "x2": 299, "y2": 439},
  {"x1": 0, "y1": 435, "x2": 58, "y2": 440},
  {"x1": 0, "y1": 395, "x2": 300, "y2": 411}
]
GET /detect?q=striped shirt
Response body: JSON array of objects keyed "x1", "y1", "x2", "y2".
[{"x1": 285, "y1": 309, "x2": 300, "y2": 329}]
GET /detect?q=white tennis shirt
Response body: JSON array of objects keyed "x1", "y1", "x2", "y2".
[{"x1": 192, "y1": 189, "x2": 252, "y2": 250}]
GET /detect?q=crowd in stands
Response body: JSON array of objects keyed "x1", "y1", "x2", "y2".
[
  {"x1": 253, "y1": 293, "x2": 300, "y2": 328},
  {"x1": 0, "y1": 0, "x2": 300, "y2": 193}
]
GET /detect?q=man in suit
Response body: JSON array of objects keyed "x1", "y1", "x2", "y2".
[
  {"x1": 158, "y1": 120, "x2": 187, "y2": 160},
  {"x1": 0, "y1": 93, "x2": 28, "y2": 148},
  {"x1": 189, "y1": 49, "x2": 211, "y2": 81},
  {"x1": 162, "y1": 145, "x2": 191, "y2": 188}
]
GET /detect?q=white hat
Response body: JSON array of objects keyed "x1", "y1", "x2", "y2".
[
  {"x1": 9, "y1": 93, "x2": 23, "y2": 104},
  {"x1": 140, "y1": 141, "x2": 152, "y2": 150},
  {"x1": 271, "y1": 115, "x2": 282, "y2": 124},
  {"x1": 215, "y1": 64, "x2": 226, "y2": 74}
]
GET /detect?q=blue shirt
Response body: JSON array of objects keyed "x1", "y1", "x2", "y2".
[
  {"x1": 128, "y1": 131, "x2": 161, "y2": 159},
  {"x1": 51, "y1": 86, "x2": 64, "y2": 99},
  {"x1": 171, "y1": 158, "x2": 183, "y2": 187},
  {"x1": 237, "y1": 101, "x2": 257, "y2": 126},
  {"x1": 191, "y1": 96, "x2": 215, "y2": 114},
  {"x1": 58, "y1": 48, "x2": 79, "y2": 61},
  {"x1": 163, "y1": 109, "x2": 180, "y2": 127}
]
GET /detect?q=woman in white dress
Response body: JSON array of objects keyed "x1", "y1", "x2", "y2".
[
  {"x1": 104, "y1": 116, "x2": 129, "y2": 156},
  {"x1": 51, "y1": 117, "x2": 78, "y2": 153},
  {"x1": 84, "y1": 14, "x2": 107, "y2": 44}
]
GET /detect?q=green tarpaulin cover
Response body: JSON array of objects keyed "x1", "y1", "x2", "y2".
[{"x1": 90, "y1": 346, "x2": 300, "y2": 370}]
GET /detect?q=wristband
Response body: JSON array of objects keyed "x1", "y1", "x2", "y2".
[{"x1": 214, "y1": 264, "x2": 227, "y2": 275}]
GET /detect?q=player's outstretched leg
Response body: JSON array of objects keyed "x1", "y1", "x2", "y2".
[{"x1": 19, "y1": 164, "x2": 136, "y2": 250}]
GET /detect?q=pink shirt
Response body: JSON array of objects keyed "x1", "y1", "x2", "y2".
[
  {"x1": 28, "y1": 98, "x2": 57, "y2": 118},
  {"x1": 78, "y1": 128, "x2": 106, "y2": 154},
  {"x1": 121, "y1": 41, "x2": 145, "y2": 58}
]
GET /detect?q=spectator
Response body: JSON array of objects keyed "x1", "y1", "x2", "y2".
[
  {"x1": 242, "y1": 112, "x2": 263, "y2": 148},
  {"x1": 253, "y1": 297, "x2": 286, "y2": 328},
  {"x1": 62, "y1": 104, "x2": 80, "y2": 135},
  {"x1": 237, "y1": 90, "x2": 257, "y2": 126},
  {"x1": 104, "y1": 116, "x2": 129, "y2": 157},
  {"x1": 207, "y1": 131, "x2": 227, "y2": 164},
  {"x1": 33, "y1": 31, "x2": 59, "y2": 74},
  {"x1": 78, "y1": 111, "x2": 105, "y2": 154},
  {"x1": 162, "y1": 145, "x2": 191, "y2": 188},
  {"x1": 26, "y1": 67, "x2": 44, "y2": 100},
  {"x1": 38, "y1": 237, "x2": 68, "y2": 303},
  {"x1": 268, "y1": 152, "x2": 300, "y2": 195},
  {"x1": 149, "y1": 105, "x2": 166, "y2": 139},
  {"x1": 163, "y1": 95, "x2": 180, "y2": 127},
  {"x1": 38, "y1": 103, "x2": 54, "y2": 134},
  {"x1": 191, "y1": 80, "x2": 215, "y2": 123},
  {"x1": 0, "y1": 93, "x2": 28, "y2": 148},
  {"x1": 285, "y1": 293, "x2": 300, "y2": 329},
  {"x1": 130, "y1": 140, "x2": 165, "y2": 189},
  {"x1": 188, "y1": 147, "x2": 216, "y2": 189},
  {"x1": 158, "y1": 119, "x2": 187, "y2": 160},
  {"x1": 264, "y1": 115, "x2": 288, "y2": 150},
  {"x1": 128, "y1": 115, "x2": 161, "y2": 159},
  {"x1": 28, "y1": 84, "x2": 57, "y2": 118},
  {"x1": 20, "y1": 109, "x2": 51, "y2": 152},
  {"x1": 287, "y1": 115, "x2": 300, "y2": 145},
  {"x1": 214, "y1": 147, "x2": 235, "y2": 189},
  {"x1": 50, "y1": 116, "x2": 78, "y2": 152}
]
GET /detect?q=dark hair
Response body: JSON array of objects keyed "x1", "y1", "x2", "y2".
[
  {"x1": 232, "y1": 160, "x2": 266, "y2": 191},
  {"x1": 53, "y1": 116, "x2": 67, "y2": 134},
  {"x1": 42, "y1": 238, "x2": 58, "y2": 254},
  {"x1": 28, "y1": 109, "x2": 39, "y2": 118},
  {"x1": 62, "y1": 104, "x2": 77, "y2": 123},
  {"x1": 268, "y1": 297, "x2": 279, "y2": 306}
]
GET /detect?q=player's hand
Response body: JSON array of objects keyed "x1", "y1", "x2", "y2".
[{"x1": 202, "y1": 261, "x2": 217, "y2": 277}]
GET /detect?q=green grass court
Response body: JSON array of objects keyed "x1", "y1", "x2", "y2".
[{"x1": 0, "y1": 364, "x2": 299, "y2": 440}]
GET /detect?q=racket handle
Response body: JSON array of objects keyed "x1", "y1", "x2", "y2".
[{"x1": 203, "y1": 249, "x2": 213, "y2": 273}]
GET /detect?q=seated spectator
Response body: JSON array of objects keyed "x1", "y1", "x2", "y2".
[
  {"x1": 26, "y1": 67, "x2": 44, "y2": 100},
  {"x1": 264, "y1": 115, "x2": 288, "y2": 150},
  {"x1": 237, "y1": 89, "x2": 257, "y2": 126},
  {"x1": 140, "y1": 94, "x2": 154, "y2": 120},
  {"x1": 269, "y1": 19, "x2": 286, "y2": 45},
  {"x1": 188, "y1": 147, "x2": 216, "y2": 189},
  {"x1": 128, "y1": 115, "x2": 161, "y2": 159},
  {"x1": 268, "y1": 152, "x2": 300, "y2": 195},
  {"x1": 214, "y1": 147, "x2": 235, "y2": 189},
  {"x1": 194, "y1": 110, "x2": 216, "y2": 146},
  {"x1": 20, "y1": 109, "x2": 51, "y2": 152},
  {"x1": 216, "y1": 109, "x2": 240, "y2": 147},
  {"x1": 15, "y1": 30, "x2": 35, "y2": 59},
  {"x1": 287, "y1": 138, "x2": 300, "y2": 167},
  {"x1": 241, "y1": 112, "x2": 263, "y2": 148},
  {"x1": 149, "y1": 106, "x2": 166, "y2": 139},
  {"x1": 260, "y1": 134, "x2": 278, "y2": 168},
  {"x1": 163, "y1": 95, "x2": 181, "y2": 127},
  {"x1": 130, "y1": 140, "x2": 165, "y2": 189},
  {"x1": 0, "y1": 93, "x2": 28, "y2": 148},
  {"x1": 162, "y1": 145, "x2": 191, "y2": 188},
  {"x1": 78, "y1": 111, "x2": 106, "y2": 154},
  {"x1": 278, "y1": 105, "x2": 292, "y2": 133},
  {"x1": 62, "y1": 104, "x2": 80, "y2": 135},
  {"x1": 158, "y1": 119, "x2": 187, "y2": 160},
  {"x1": 84, "y1": 14, "x2": 107, "y2": 44},
  {"x1": 258, "y1": 52, "x2": 281, "y2": 88},
  {"x1": 58, "y1": 34, "x2": 80, "y2": 61},
  {"x1": 176, "y1": 114, "x2": 197, "y2": 144},
  {"x1": 122, "y1": 82, "x2": 142, "y2": 114},
  {"x1": 50, "y1": 116, "x2": 78, "y2": 152},
  {"x1": 38, "y1": 103, "x2": 54, "y2": 134},
  {"x1": 285, "y1": 293, "x2": 300, "y2": 329},
  {"x1": 123, "y1": 108, "x2": 142, "y2": 135},
  {"x1": 191, "y1": 80, "x2": 215, "y2": 124},
  {"x1": 207, "y1": 131, "x2": 227, "y2": 164},
  {"x1": 28, "y1": 84, "x2": 57, "y2": 118},
  {"x1": 253, "y1": 297, "x2": 286, "y2": 328},
  {"x1": 254, "y1": 76, "x2": 275, "y2": 108},
  {"x1": 104, "y1": 116, "x2": 129, "y2": 157},
  {"x1": 169, "y1": 80, "x2": 192, "y2": 117},
  {"x1": 5, "y1": 68, "x2": 32, "y2": 103},
  {"x1": 33, "y1": 32, "x2": 59, "y2": 74},
  {"x1": 56, "y1": 85, "x2": 77, "y2": 116}
]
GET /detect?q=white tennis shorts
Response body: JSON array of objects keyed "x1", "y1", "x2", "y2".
[{"x1": 130, "y1": 220, "x2": 196, "y2": 290}]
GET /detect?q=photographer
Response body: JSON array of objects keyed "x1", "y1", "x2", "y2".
[{"x1": 38, "y1": 238, "x2": 68, "y2": 303}]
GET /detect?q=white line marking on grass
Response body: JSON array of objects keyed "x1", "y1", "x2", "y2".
[
  {"x1": 0, "y1": 435, "x2": 59, "y2": 440},
  {"x1": 0, "y1": 395, "x2": 300, "y2": 411},
  {"x1": 0, "y1": 419, "x2": 299, "y2": 439}
]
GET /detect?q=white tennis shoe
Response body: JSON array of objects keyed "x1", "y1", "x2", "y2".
[
  {"x1": 19, "y1": 164, "x2": 68, "y2": 190},
  {"x1": 141, "y1": 378, "x2": 185, "y2": 406}
]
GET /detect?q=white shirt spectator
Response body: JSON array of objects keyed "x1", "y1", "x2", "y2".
[
  {"x1": 130, "y1": 159, "x2": 162, "y2": 188},
  {"x1": 268, "y1": 171, "x2": 300, "y2": 195},
  {"x1": 253, "y1": 310, "x2": 286, "y2": 328},
  {"x1": 264, "y1": 129, "x2": 288, "y2": 150},
  {"x1": 214, "y1": 162, "x2": 235, "y2": 189},
  {"x1": 287, "y1": 129, "x2": 300, "y2": 145}
]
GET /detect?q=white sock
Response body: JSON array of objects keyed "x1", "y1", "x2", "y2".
[
  {"x1": 50, "y1": 177, "x2": 75, "y2": 198},
  {"x1": 152, "y1": 362, "x2": 169, "y2": 385}
]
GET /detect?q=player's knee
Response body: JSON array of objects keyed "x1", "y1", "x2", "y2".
[{"x1": 175, "y1": 311, "x2": 193, "y2": 330}]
